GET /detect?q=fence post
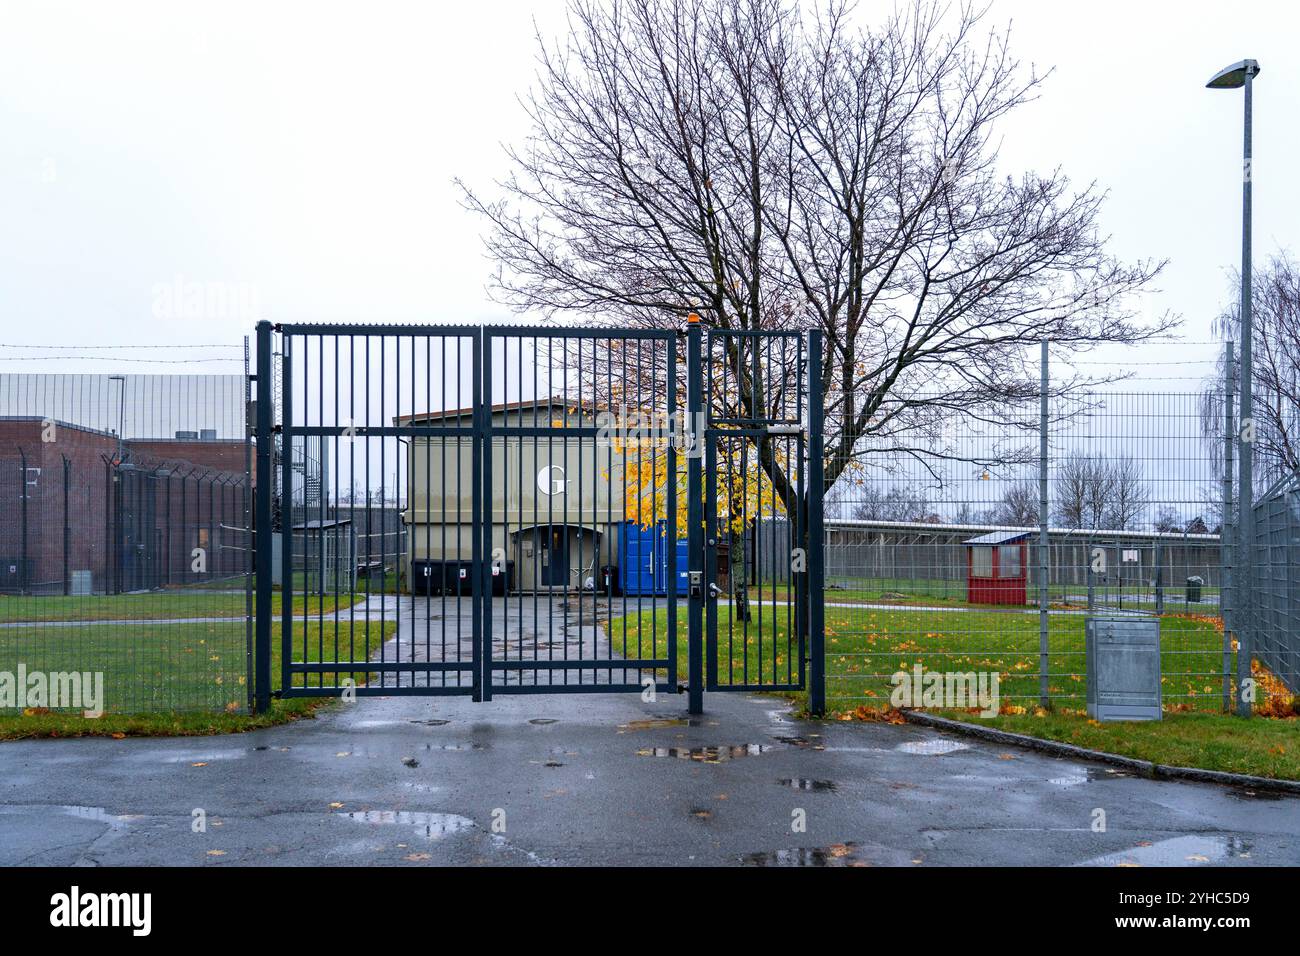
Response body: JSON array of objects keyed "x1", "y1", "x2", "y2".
[
  {"x1": 807, "y1": 329, "x2": 826, "y2": 717},
  {"x1": 1153, "y1": 539, "x2": 1164, "y2": 615},
  {"x1": 254, "y1": 320, "x2": 274, "y2": 714},
  {"x1": 62, "y1": 455, "x2": 71, "y2": 595},
  {"x1": 1222, "y1": 342, "x2": 1235, "y2": 712},
  {"x1": 1038, "y1": 340, "x2": 1050, "y2": 708},
  {"x1": 19, "y1": 448, "x2": 29, "y2": 595},
  {"x1": 686, "y1": 316, "x2": 704, "y2": 715}
]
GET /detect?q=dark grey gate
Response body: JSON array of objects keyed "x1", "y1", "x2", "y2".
[
  {"x1": 699, "y1": 327, "x2": 824, "y2": 710},
  {"x1": 479, "y1": 328, "x2": 679, "y2": 698},
  {"x1": 252, "y1": 320, "x2": 821, "y2": 714}
]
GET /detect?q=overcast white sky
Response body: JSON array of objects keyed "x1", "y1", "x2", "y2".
[{"x1": 1, "y1": 0, "x2": 1297, "y2": 387}]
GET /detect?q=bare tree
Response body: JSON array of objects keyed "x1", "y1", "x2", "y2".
[
  {"x1": 1152, "y1": 505, "x2": 1183, "y2": 533},
  {"x1": 986, "y1": 480, "x2": 1039, "y2": 526},
  {"x1": 1053, "y1": 453, "x2": 1148, "y2": 530},
  {"x1": 1106, "y1": 455, "x2": 1149, "y2": 530},
  {"x1": 1053, "y1": 454, "x2": 1111, "y2": 529},
  {"x1": 846, "y1": 484, "x2": 938, "y2": 523},
  {"x1": 461, "y1": 0, "x2": 1173, "y2": 511},
  {"x1": 1202, "y1": 252, "x2": 1300, "y2": 496}
]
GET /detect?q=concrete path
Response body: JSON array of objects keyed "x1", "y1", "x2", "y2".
[{"x1": 2, "y1": 688, "x2": 1296, "y2": 866}]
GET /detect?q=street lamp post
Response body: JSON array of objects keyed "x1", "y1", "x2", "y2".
[{"x1": 1207, "y1": 58, "x2": 1260, "y2": 717}]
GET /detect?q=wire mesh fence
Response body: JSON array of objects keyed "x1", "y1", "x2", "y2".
[
  {"x1": 2, "y1": 335, "x2": 1296, "y2": 722},
  {"x1": 819, "y1": 386, "x2": 1295, "y2": 716},
  {"x1": 0, "y1": 371, "x2": 253, "y2": 715}
]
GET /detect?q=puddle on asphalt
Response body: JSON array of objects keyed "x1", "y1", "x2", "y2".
[
  {"x1": 894, "y1": 739, "x2": 969, "y2": 756},
  {"x1": 743, "y1": 843, "x2": 867, "y2": 866},
  {"x1": 771, "y1": 735, "x2": 826, "y2": 751},
  {"x1": 341, "y1": 810, "x2": 475, "y2": 840},
  {"x1": 1048, "y1": 767, "x2": 1130, "y2": 787},
  {"x1": 528, "y1": 719, "x2": 559, "y2": 725},
  {"x1": 1228, "y1": 788, "x2": 1288, "y2": 801},
  {"x1": 57, "y1": 805, "x2": 137, "y2": 830},
  {"x1": 1078, "y1": 834, "x2": 1253, "y2": 867},
  {"x1": 424, "y1": 742, "x2": 488, "y2": 752},
  {"x1": 410, "y1": 719, "x2": 451, "y2": 727},
  {"x1": 620, "y1": 718, "x2": 688, "y2": 731},
  {"x1": 778, "y1": 778, "x2": 838, "y2": 792},
  {"x1": 636, "y1": 744, "x2": 776, "y2": 762},
  {"x1": 158, "y1": 750, "x2": 246, "y2": 764}
]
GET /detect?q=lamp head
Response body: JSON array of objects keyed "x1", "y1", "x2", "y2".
[{"x1": 1206, "y1": 59, "x2": 1260, "y2": 89}]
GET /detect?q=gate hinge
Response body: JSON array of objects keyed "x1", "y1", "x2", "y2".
[{"x1": 272, "y1": 424, "x2": 283, "y2": 434}]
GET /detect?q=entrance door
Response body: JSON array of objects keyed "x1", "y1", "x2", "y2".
[{"x1": 538, "y1": 525, "x2": 568, "y2": 587}]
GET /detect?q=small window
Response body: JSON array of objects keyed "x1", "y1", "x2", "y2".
[
  {"x1": 998, "y1": 544, "x2": 1021, "y2": 578},
  {"x1": 971, "y1": 546, "x2": 993, "y2": 577}
]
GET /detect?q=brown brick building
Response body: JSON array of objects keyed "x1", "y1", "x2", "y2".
[{"x1": 0, "y1": 417, "x2": 250, "y2": 594}]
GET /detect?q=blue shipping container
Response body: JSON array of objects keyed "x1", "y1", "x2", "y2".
[{"x1": 619, "y1": 521, "x2": 688, "y2": 595}]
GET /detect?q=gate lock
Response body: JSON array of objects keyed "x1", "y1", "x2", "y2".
[
  {"x1": 688, "y1": 570, "x2": 702, "y2": 598},
  {"x1": 707, "y1": 582, "x2": 722, "y2": 599}
]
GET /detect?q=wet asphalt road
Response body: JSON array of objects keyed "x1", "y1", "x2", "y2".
[{"x1": 2, "y1": 691, "x2": 1297, "y2": 866}]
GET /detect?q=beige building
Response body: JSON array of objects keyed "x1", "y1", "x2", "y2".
[{"x1": 396, "y1": 398, "x2": 642, "y2": 593}]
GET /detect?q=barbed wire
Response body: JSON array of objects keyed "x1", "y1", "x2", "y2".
[{"x1": 0, "y1": 342, "x2": 242, "y2": 350}]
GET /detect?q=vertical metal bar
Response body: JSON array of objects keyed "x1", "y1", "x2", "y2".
[
  {"x1": 478, "y1": 329, "x2": 491, "y2": 701},
  {"x1": 686, "y1": 318, "x2": 704, "y2": 714},
  {"x1": 1236, "y1": 71, "x2": 1254, "y2": 717},
  {"x1": 807, "y1": 329, "x2": 825, "y2": 717},
  {"x1": 1038, "y1": 339, "x2": 1050, "y2": 708},
  {"x1": 244, "y1": 335, "x2": 254, "y2": 712},
  {"x1": 19, "y1": 449, "x2": 28, "y2": 595},
  {"x1": 62, "y1": 455, "x2": 70, "y2": 596},
  {"x1": 254, "y1": 321, "x2": 274, "y2": 713},
  {"x1": 280, "y1": 334, "x2": 294, "y2": 697},
  {"x1": 1222, "y1": 341, "x2": 1236, "y2": 712},
  {"x1": 665, "y1": 335, "x2": 678, "y2": 688},
  {"x1": 705, "y1": 433, "x2": 718, "y2": 688}
]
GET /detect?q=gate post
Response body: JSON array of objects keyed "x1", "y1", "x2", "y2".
[
  {"x1": 686, "y1": 316, "x2": 704, "y2": 715},
  {"x1": 253, "y1": 320, "x2": 273, "y2": 714},
  {"x1": 806, "y1": 329, "x2": 826, "y2": 717}
]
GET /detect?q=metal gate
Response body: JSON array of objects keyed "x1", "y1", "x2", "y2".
[
  {"x1": 253, "y1": 320, "x2": 823, "y2": 714},
  {"x1": 701, "y1": 329, "x2": 824, "y2": 705}
]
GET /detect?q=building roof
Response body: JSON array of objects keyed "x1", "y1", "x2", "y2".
[
  {"x1": 393, "y1": 396, "x2": 607, "y2": 425},
  {"x1": 822, "y1": 517, "x2": 1219, "y2": 543},
  {"x1": 963, "y1": 530, "x2": 1033, "y2": 546}
]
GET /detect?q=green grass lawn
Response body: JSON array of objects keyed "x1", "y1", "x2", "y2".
[
  {"x1": 933, "y1": 710, "x2": 1299, "y2": 781},
  {"x1": 607, "y1": 602, "x2": 1233, "y2": 710},
  {"x1": 608, "y1": 599, "x2": 1297, "y2": 781},
  {"x1": 0, "y1": 590, "x2": 365, "y2": 623},
  {"x1": 735, "y1": 576, "x2": 1224, "y2": 616},
  {"x1": 0, "y1": 618, "x2": 396, "y2": 738}
]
